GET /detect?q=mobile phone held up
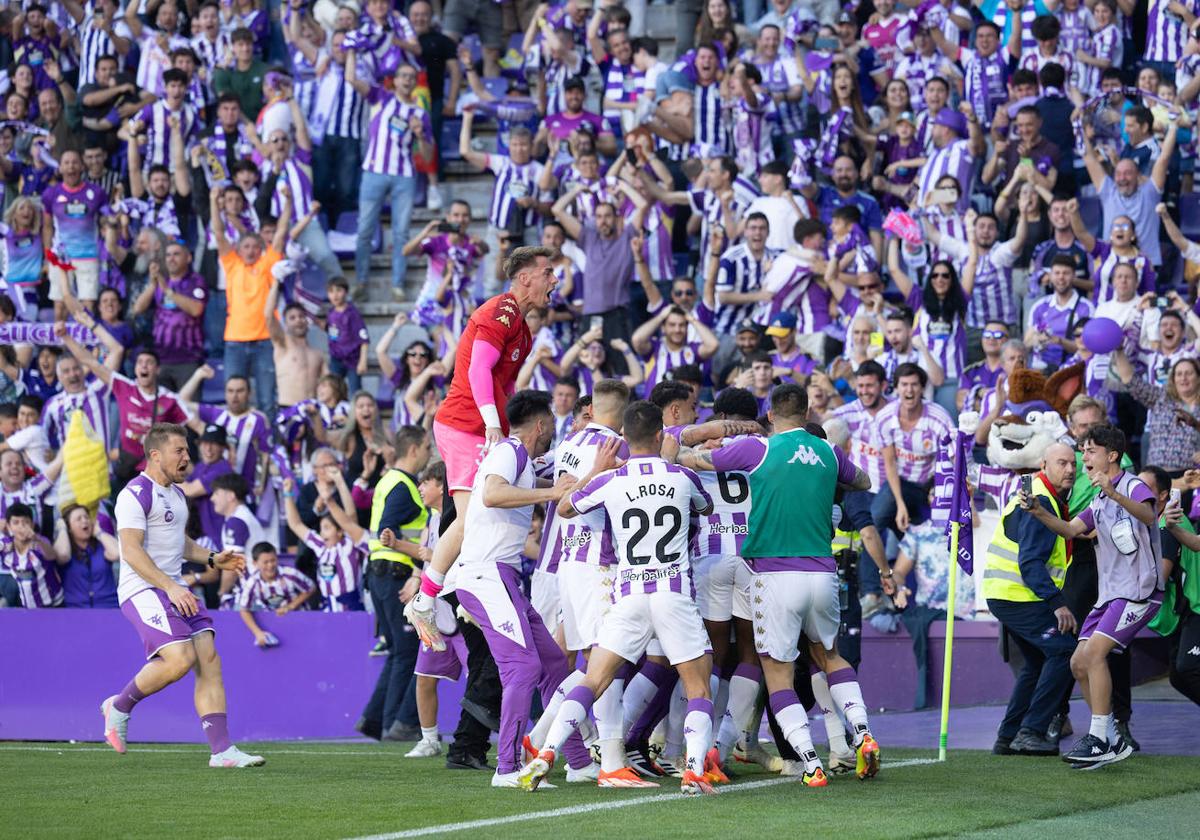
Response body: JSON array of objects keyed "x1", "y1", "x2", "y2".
[{"x1": 1020, "y1": 473, "x2": 1033, "y2": 499}]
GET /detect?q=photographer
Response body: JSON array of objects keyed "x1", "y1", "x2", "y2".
[{"x1": 984, "y1": 444, "x2": 1078, "y2": 756}]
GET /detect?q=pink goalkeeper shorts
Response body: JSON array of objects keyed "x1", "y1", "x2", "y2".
[{"x1": 433, "y1": 419, "x2": 487, "y2": 492}]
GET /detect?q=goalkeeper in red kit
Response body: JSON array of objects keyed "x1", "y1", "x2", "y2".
[{"x1": 403, "y1": 246, "x2": 559, "y2": 648}]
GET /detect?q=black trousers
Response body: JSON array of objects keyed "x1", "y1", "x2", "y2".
[
  {"x1": 1059, "y1": 539, "x2": 1132, "y2": 722},
  {"x1": 1167, "y1": 611, "x2": 1200, "y2": 707}
]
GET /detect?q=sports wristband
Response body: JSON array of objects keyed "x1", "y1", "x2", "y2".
[
  {"x1": 479, "y1": 403, "x2": 501, "y2": 429},
  {"x1": 420, "y1": 576, "x2": 444, "y2": 598},
  {"x1": 207, "y1": 551, "x2": 216, "y2": 569}
]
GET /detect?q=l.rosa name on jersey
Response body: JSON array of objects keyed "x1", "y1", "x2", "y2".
[{"x1": 623, "y1": 483, "x2": 678, "y2": 502}]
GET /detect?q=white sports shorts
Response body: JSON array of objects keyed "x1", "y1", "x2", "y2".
[
  {"x1": 692, "y1": 553, "x2": 740, "y2": 622},
  {"x1": 751, "y1": 570, "x2": 840, "y2": 661},
  {"x1": 530, "y1": 567, "x2": 560, "y2": 637},
  {"x1": 557, "y1": 561, "x2": 614, "y2": 652},
  {"x1": 597, "y1": 590, "x2": 708, "y2": 666}
]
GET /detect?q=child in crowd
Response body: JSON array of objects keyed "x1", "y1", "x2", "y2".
[
  {"x1": 281, "y1": 470, "x2": 367, "y2": 613},
  {"x1": 322, "y1": 277, "x2": 369, "y2": 393},
  {"x1": 0, "y1": 502, "x2": 60, "y2": 608},
  {"x1": 237, "y1": 542, "x2": 317, "y2": 647}
]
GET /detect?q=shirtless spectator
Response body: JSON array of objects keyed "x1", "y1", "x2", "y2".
[{"x1": 266, "y1": 279, "x2": 326, "y2": 409}]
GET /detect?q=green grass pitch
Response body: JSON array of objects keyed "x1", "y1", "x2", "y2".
[{"x1": 2, "y1": 741, "x2": 1198, "y2": 839}]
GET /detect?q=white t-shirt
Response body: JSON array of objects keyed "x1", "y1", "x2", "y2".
[
  {"x1": 114, "y1": 473, "x2": 190, "y2": 603},
  {"x1": 744, "y1": 194, "x2": 805, "y2": 251},
  {"x1": 458, "y1": 437, "x2": 538, "y2": 569}
]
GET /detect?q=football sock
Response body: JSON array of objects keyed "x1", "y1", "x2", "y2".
[
  {"x1": 530, "y1": 669, "x2": 585, "y2": 748},
  {"x1": 595, "y1": 672, "x2": 627, "y2": 772},
  {"x1": 113, "y1": 679, "x2": 145, "y2": 714},
  {"x1": 200, "y1": 713, "x2": 232, "y2": 755},
  {"x1": 621, "y1": 661, "x2": 670, "y2": 736},
  {"x1": 727, "y1": 663, "x2": 762, "y2": 745},
  {"x1": 811, "y1": 670, "x2": 849, "y2": 754},
  {"x1": 664, "y1": 682, "x2": 687, "y2": 759},
  {"x1": 769, "y1": 690, "x2": 820, "y2": 773},
  {"x1": 683, "y1": 698, "x2": 714, "y2": 776},
  {"x1": 543, "y1": 685, "x2": 595, "y2": 756},
  {"x1": 827, "y1": 667, "x2": 870, "y2": 743},
  {"x1": 420, "y1": 726, "x2": 439, "y2": 742}
]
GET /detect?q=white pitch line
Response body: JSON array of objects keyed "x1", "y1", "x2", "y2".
[
  {"x1": 344, "y1": 757, "x2": 942, "y2": 840},
  {"x1": 0, "y1": 745, "x2": 392, "y2": 757}
]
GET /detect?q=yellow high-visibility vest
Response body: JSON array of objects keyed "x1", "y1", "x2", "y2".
[
  {"x1": 983, "y1": 475, "x2": 1069, "y2": 602},
  {"x1": 368, "y1": 469, "x2": 428, "y2": 567}
]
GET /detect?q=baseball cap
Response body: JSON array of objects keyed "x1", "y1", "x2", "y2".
[
  {"x1": 836, "y1": 10, "x2": 855, "y2": 24},
  {"x1": 199, "y1": 424, "x2": 228, "y2": 446},
  {"x1": 933, "y1": 107, "x2": 968, "y2": 138},
  {"x1": 765, "y1": 312, "x2": 797, "y2": 337},
  {"x1": 896, "y1": 110, "x2": 916, "y2": 126},
  {"x1": 736, "y1": 319, "x2": 760, "y2": 336}
]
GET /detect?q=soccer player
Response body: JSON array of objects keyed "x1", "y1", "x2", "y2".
[
  {"x1": 679, "y1": 384, "x2": 880, "y2": 786},
  {"x1": 520, "y1": 401, "x2": 722, "y2": 796},
  {"x1": 405, "y1": 246, "x2": 558, "y2": 649},
  {"x1": 1021, "y1": 424, "x2": 1163, "y2": 769},
  {"x1": 533, "y1": 379, "x2": 639, "y2": 786},
  {"x1": 451, "y1": 390, "x2": 596, "y2": 788},
  {"x1": 101, "y1": 423, "x2": 263, "y2": 767}
]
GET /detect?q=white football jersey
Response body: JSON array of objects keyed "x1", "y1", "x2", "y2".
[
  {"x1": 114, "y1": 472, "x2": 190, "y2": 603},
  {"x1": 543, "y1": 423, "x2": 629, "y2": 568},
  {"x1": 459, "y1": 437, "x2": 538, "y2": 568}
]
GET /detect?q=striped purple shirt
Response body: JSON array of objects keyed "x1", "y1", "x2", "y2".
[
  {"x1": 915, "y1": 308, "x2": 967, "y2": 381},
  {"x1": 875, "y1": 400, "x2": 955, "y2": 485},
  {"x1": 362, "y1": 89, "x2": 431, "y2": 177},
  {"x1": 0, "y1": 475, "x2": 52, "y2": 532},
  {"x1": 693, "y1": 436, "x2": 752, "y2": 558},
  {"x1": 135, "y1": 101, "x2": 200, "y2": 169},
  {"x1": 917, "y1": 139, "x2": 975, "y2": 215},
  {"x1": 641, "y1": 337, "x2": 703, "y2": 398},
  {"x1": 756, "y1": 254, "x2": 831, "y2": 333},
  {"x1": 265, "y1": 148, "x2": 315, "y2": 221},
  {"x1": 570, "y1": 455, "x2": 711, "y2": 600},
  {"x1": 715, "y1": 243, "x2": 775, "y2": 335},
  {"x1": 486, "y1": 155, "x2": 542, "y2": 230},
  {"x1": 237, "y1": 566, "x2": 315, "y2": 611},
  {"x1": 43, "y1": 379, "x2": 111, "y2": 452},
  {"x1": 1, "y1": 535, "x2": 61, "y2": 608},
  {"x1": 154, "y1": 272, "x2": 207, "y2": 365},
  {"x1": 1146, "y1": 0, "x2": 1197, "y2": 63},
  {"x1": 197, "y1": 404, "x2": 271, "y2": 488},
  {"x1": 1081, "y1": 24, "x2": 1122, "y2": 96},
  {"x1": 1090, "y1": 241, "x2": 1155, "y2": 303},
  {"x1": 302, "y1": 531, "x2": 366, "y2": 611},
  {"x1": 830, "y1": 397, "x2": 892, "y2": 492},
  {"x1": 940, "y1": 236, "x2": 1020, "y2": 327}
]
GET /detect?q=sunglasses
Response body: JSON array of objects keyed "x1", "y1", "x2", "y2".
[
  {"x1": 1111, "y1": 222, "x2": 1132, "y2": 231},
  {"x1": 982, "y1": 330, "x2": 1008, "y2": 339}
]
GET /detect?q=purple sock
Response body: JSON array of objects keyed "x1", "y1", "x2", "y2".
[
  {"x1": 201, "y1": 713, "x2": 232, "y2": 754},
  {"x1": 113, "y1": 679, "x2": 145, "y2": 714}
]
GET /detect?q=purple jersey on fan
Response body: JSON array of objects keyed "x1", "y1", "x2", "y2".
[
  {"x1": 570, "y1": 455, "x2": 712, "y2": 599},
  {"x1": 914, "y1": 308, "x2": 967, "y2": 381},
  {"x1": 197, "y1": 404, "x2": 272, "y2": 489},
  {"x1": 830, "y1": 397, "x2": 892, "y2": 492},
  {"x1": 43, "y1": 379, "x2": 111, "y2": 451},
  {"x1": 134, "y1": 101, "x2": 200, "y2": 169},
  {"x1": 237, "y1": 566, "x2": 315, "y2": 611},
  {"x1": 757, "y1": 256, "x2": 832, "y2": 333},
  {"x1": 771, "y1": 347, "x2": 819, "y2": 384},
  {"x1": 1146, "y1": 0, "x2": 1198, "y2": 63},
  {"x1": 362, "y1": 88, "x2": 431, "y2": 177},
  {"x1": 42, "y1": 182, "x2": 109, "y2": 261},
  {"x1": 693, "y1": 437, "x2": 752, "y2": 557},
  {"x1": 0, "y1": 534, "x2": 62, "y2": 608},
  {"x1": 874, "y1": 399, "x2": 954, "y2": 485},
  {"x1": 539, "y1": 424, "x2": 629, "y2": 572},
  {"x1": 1027, "y1": 291, "x2": 1093, "y2": 369},
  {"x1": 190, "y1": 459, "x2": 234, "y2": 546},
  {"x1": 154, "y1": 272, "x2": 207, "y2": 365},
  {"x1": 641, "y1": 337, "x2": 704, "y2": 398},
  {"x1": 1089, "y1": 240, "x2": 1154, "y2": 303},
  {"x1": 327, "y1": 302, "x2": 369, "y2": 368},
  {"x1": 302, "y1": 531, "x2": 366, "y2": 611}
]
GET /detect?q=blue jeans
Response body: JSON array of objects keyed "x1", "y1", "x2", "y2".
[
  {"x1": 864, "y1": 479, "x2": 932, "y2": 597},
  {"x1": 356, "y1": 171, "x2": 415, "y2": 289},
  {"x1": 296, "y1": 222, "x2": 342, "y2": 282},
  {"x1": 363, "y1": 570, "x2": 420, "y2": 730},
  {"x1": 314, "y1": 134, "x2": 362, "y2": 223},
  {"x1": 203, "y1": 283, "x2": 227, "y2": 357},
  {"x1": 223, "y1": 339, "x2": 277, "y2": 418},
  {"x1": 328, "y1": 356, "x2": 362, "y2": 393},
  {"x1": 988, "y1": 598, "x2": 1077, "y2": 739},
  {"x1": 933, "y1": 379, "x2": 959, "y2": 421}
]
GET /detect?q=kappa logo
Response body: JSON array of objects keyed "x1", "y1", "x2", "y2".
[
  {"x1": 148, "y1": 614, "x2": 164, "y2": 627},
  {"x1": 1115, "y1": 602, "x2": 1150, "y2": 631},
  {"x1": 787, "y1": 444, "x2": 826, "y2": 466},
  {"x1": 498, "y1": 620, "x2": 515, "y2": 635},
  {"x1": 496, "y1": 314, "x2": 512, "y2": 327},
  {"x1": 1188, "y1": 645, "x2": 1200, "y2": 657},
  {"x1": 755, "y1": 611, "x2": 763, "y2": 619},
  {"x1": 511, "y1": 348, "x2": 520, "y2": 361}
]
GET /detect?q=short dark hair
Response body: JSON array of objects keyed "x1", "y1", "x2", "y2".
[
  {"x1": 669, "y1": 364, "x2": 703, "y2": 386},
  {"x1": 421, "y1": 461, "x2": 447, "y2": 486},
  {"x1": 894, "y1": 362, "x2": 929, "y2": 388},
  {"x1": 1125, "y1": 106, "x2": 1153, "y2": 131},
  {"x1": 1016, "y1": 104, "x2": 1041, "y2": 121},
  {"x1": 760, "y1": 160, "x2": 789, "y2": 178},
  {"x1": 1039, "y1": 62, "x2": 1066, "y2": 89},
  {"x1": 231, "y1": 27, "x2": 255, "y2": 44},
  {"x1": 217, "y1": 91, "x2": 241, "y2": 107},
  {"x1": 212, "y1": 472, "x2": 250, "y2": 502},
  {"x1": 770, "y1": 383, "x2": 808, "y2": 419},
  {"x1": 393, "y1": 424, "x2": 427, "y2": 459},
  {"x1": 251, "y1": 542, "x2": 277, "y2": 562},
  {"x1": 1031, "y1": 14, "x2": 1060, "y2": 41},
  {"x1": 1141, "y1": 464, "x2": 1172, "y2": 496},
  {"x1": 1160, "y1": 309, "x2": 1186, "y2": 328},
  {"x1": 1050, "y1": 254, "x2": 1077, "y2": 270},
  {"x1": 5, "y1": 502, "x2": 33, "y2": 523},
  {"x1": 1080, "y1": 423, "x2": 1126, "y2": 459},
  {"x1": 623, "y1": 400, "x2": 664, "y2": 448},
  {"x1": 746, "y1": 350, "x2": 772, "y2": 367},
  {"x1": 573, "y1": 394, "x2": 592, "y2": 417},
  {"x1": 713, "y1": 387, "x2": 759, "y2": 421},
  {"x1": 505, "y1": 246, "x2": 555, "y2": 280},
  {"x1": 855, "y1": 360, "x2": 887, "y2": 383},
  {"x1": 649, "y1": 380, "x2": 693, "y2": 410},
  {"x1": 144, "y1": 423, "x2": 189, "y2": 458},
  {"x1": 745, "y1": 211, "x2": 769, "y2": 228},
  {"x1": 327, "y1": 275, "x2": 350, "y2": 291},
  {"x1": 553, "y1": 377, "x2": 581, "y2": 395},
  {"x1": 976, "y1": 21, "x2": 1001, "y2": 37},
  {"x1": 926, "y1": 76, "x2": 950, "y2": 93},
  {"x1": 136, "y1": 349, "x2": 160, "y2": 366},
  {"x1": 632, "y1": 36, "x2": 658, "y2": 56},
  {"x1": 0, "y1": 403, "x2": 16, "y2": 420},
  {"x1": 794, "y1": 218, "x2": 827, "y2": 243},
  {"x1": 832, "y1": 205, "x2": 862, "y2": 226},
  {"x1": 506, "y1": 389, "x2": 553, "y2": 428},
  {"x1": 17, "y1": 393, "x2": 43, "y2": 414},
  {"x1": 885, "y1": 306, "x2": 914, "y2": 328}
]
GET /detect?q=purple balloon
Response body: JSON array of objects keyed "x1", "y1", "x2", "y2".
[{"x1": 1081, "y1": 317, "x2": 1124, "y2": 354}]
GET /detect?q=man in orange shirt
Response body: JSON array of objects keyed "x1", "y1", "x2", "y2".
[{"x1": 210, "y1": 185, "x2": 291, "y2": 416}]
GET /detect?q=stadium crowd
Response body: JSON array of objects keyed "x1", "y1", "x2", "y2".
[{"x1": 1, "y1": 0, "x2": 1199, "y2": 781}]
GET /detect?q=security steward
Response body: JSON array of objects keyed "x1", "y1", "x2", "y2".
[
  {"x1": 985, "y1": 442, "x2": 1078, "y2": 757},
  {"x1": 356, "y1": 424, "x2": 432, "y2": 742}
]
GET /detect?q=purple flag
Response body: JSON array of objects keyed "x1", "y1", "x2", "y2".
[{"x1": 936, "y1": 431, "x2": 974, "y2": 574}]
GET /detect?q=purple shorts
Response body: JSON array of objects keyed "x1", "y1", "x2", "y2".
[
  {"x1": 1079, "y1": 595, "x2": 1163, "y2": 653},
  {"x1": 120, "y1": 587, "x2": 216, "y2": 660},
  {"x1": 414, "y1": 631, "x2": 468, "y2": 681}
]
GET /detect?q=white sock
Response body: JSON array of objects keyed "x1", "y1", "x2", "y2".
[
  {"x1": 811, "y1": 671, "x2": 849, "y2": 754},
  {"x1": 774, "y1": 700, "x2": 820, "y2": 773},
  {"x1": 595, "y1": 676, "x2": 626, "y2": 772},
  {"x1": 420, "y1": 726, "x2": 439, "y2": 742},
  {"x1": 713, "y1": 676, "x2": 730, "y2": 724},
  {"x1": 683, "y1": 698, "x2": 714, "y2": 775},
  {"x1": 621, "y1": 671, "x2": 658, "y2": 736},
  {"x1": 726, "y1": 665, "x2": 762, "y2": 745},
  {"x1": 544, "y1": 686, "x2": 594, "y2": 756},
  {"x1": 827, "y1": 668, "x2": 870, "y2": 743},
  {"x1": 411, "y1": 589, "x2": 433, "y2": 612},
  {"x1": 531, "y1": 669, "x2": 586, "y2": 749},
  {"x1": 1090, "y1": 713, "x2": 1113, "y2": 742},
  {"x1": 664, "y1": 682, "x2": 687, "y2": 759}
]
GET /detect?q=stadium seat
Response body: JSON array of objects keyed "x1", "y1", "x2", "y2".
[
  {"x1": 1078, "y1": 195, "x2": 1102, "y2": 237},
  {"x1": 1180, "y1": 193, "x2": 1200, "y2": 243}
]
